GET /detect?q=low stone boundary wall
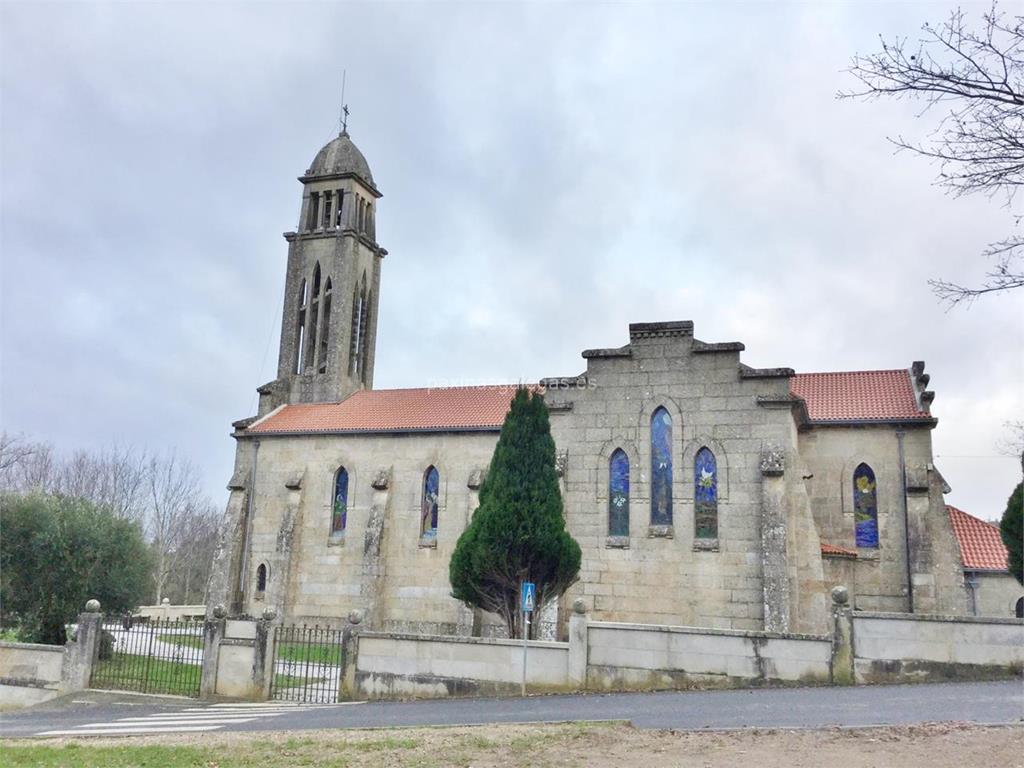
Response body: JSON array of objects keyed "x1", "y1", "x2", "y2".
[
  {"x1": 0, "y1": 641, "x2": 66, "y2": 708},
  {"x1": 851, "y1": 612, "x2": 1024, "y2": 684},
  {"x1": 0, "y1": 603, "x2": 103, "y2": 710},
  {"x1": 134, "y1": 601, "x2": 206, "y2": 622},
  {"x1": 586, "y1": 621, "x2": 832, "y2": 690},
  {"x1": 355, "y1": 632, "x2": 570, "y2": 699}
]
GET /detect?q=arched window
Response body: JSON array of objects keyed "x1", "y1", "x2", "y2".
[
  {"x1": 853, "y1": 463, "x2": 879, "y2": 548},
  {"x1": 318, "y1": 278, "x2": 332, "y2": 374},
  {"x1": 304, "y1": 262, "x2": 321, "y2": 371},
  {"x1": 294, "y1": 279, "x2": 307, "y2": 374},
  {"x1": 332, "y1": 466, "x2": 349, "y2": 535},
  {"x1": 421, "y1": 466, "x2": 439, "y2": 538},
  {"x1": 350, "y1": 273, "x2": 369, "y2": 378},
  {"x1": 694, "y1": 447, "x2": 718, "y2": 539},
  {"x1": 650, "y1": 407, "x2": 673, "y2": 525},
  {"x1": 609, "y1": 449, "x2": 630, "y2": 537},
  {"x1": 1015, "y1": 596, "x2": 1023, "y2": 619},
  {"x1": 256, "y1": 563, "x2": 267, "y2": 593}
]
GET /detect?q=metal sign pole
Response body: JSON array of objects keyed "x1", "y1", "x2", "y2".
[
  {"x1": 521, "y1": 604, "x2": 527, "y2": 697},
  {"x1": 520, "y1": 581, "x2": 535, "y2": 697}
]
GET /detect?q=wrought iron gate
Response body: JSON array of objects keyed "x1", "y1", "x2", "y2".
[
  {"x1": 270, "y1": 624, "x2": 346, "y2": 703},
  {"x1": 90, "y1": 616, "x2": 205, "y2": 697}
]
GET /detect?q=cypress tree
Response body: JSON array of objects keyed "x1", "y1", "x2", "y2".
[
  {"x1": 999, "y1": 481, "x2": 1023, "y2": 586},
  {"x1": 450, "y1": 387, "x2": 581, "y2": 638}
]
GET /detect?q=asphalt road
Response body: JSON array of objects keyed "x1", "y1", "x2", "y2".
[{"x1": 1, "y1": 680, "x2": 1021, "y2": 739}]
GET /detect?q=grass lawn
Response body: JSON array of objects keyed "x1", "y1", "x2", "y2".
[
  {"x1": 5, "y1": 723, "x2": 1020, "y2": 768},
  {"x1": 159, "y1": 633, "x2": 343, "y2": 666},
  {"x1": 91, "y1": 656, "x2": 201, "y2": 697},
  {"x1": 93, "y1": 655, "x2": 306, "y2": 695}
]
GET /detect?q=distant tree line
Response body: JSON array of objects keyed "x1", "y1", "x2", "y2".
[{"x1": 0, "y1": 432, "x2": 221, "y2": 641}]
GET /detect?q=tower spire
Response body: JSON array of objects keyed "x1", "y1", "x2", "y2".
[{"x1": 339, "y1": 70, "x2": 349, "y2": 136}]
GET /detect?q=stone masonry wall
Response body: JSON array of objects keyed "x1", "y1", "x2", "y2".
[
  {"x1": 544, "y1": 323, "x2": 824, "y2": 632},
  {"x1": 797, "y1": 425, "x2": 964, "y2": 615},
  {"x1": 238, "y1": 431, "x2": 499, "y2": 632}
]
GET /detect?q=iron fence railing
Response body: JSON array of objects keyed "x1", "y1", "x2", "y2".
[
  {"x1": 90, "y1": 616, "x2": 205, "y2": 697},
  {"x1": 270, "y1": 624, "x2": 346, "y2": 703}
]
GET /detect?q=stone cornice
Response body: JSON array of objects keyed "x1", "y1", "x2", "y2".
[
  {"x1": 739, "y1": 363, "x2": 795, "y2": 379},
  {"x1": 692, "y1": 340, "x2": 745, "y2": 353},
  {"x1": 581, "y1": 345, "x2": 631, "y2": 359},
  {"x1": 628, "y1": 320, "x2": 694, "y2": 340},
  {"x1": 296, "y1": 171, "x2": 383, "y2": 198}
]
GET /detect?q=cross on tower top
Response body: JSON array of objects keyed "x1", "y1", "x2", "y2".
[{"x1": 339, "y1": 70, "x2": 349, "y2": 136}]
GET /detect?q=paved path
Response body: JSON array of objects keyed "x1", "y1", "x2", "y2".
[{"x1": 1, "y1": 680, "x2": 1020, "y2": 739}]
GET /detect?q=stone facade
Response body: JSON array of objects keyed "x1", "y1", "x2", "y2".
[{"x1": 206, "y1": 131, "x2": 969, "y2": 637}]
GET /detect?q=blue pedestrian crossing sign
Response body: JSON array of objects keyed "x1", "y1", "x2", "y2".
[{"x1": 521, "y1": 582, "x2": 536, "y2": 613}]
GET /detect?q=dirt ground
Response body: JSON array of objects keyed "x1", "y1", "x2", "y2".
[{"x1": 6, "y1": 721, "x2": 1022, "y2": 768}]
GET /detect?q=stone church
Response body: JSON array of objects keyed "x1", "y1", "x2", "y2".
[{"x1": 206, "y1": 128, "x2": 968, "y2": 637}]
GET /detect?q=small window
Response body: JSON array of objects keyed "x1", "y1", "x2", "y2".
[
  {"x1": 694, "y1": 447, "x2": 718, "y2": 539},
  {"x1": 650, "y1": 407, "x2": 673, "y2": 525},
  {"x1": 335, "y1": 189, "x2": 344, "y2": 227},
  {"x1": 609, "y1": 449, "x2": 630, "y2": 537},
  {"x1": 1015, "y1": 597, "x2": 1023, "y2": 619},
  {"x1": 323, "y1": 194, "x2": 332, "y2": 230},
  {"x1": 421, "y1": 466, "x2": 440, "y2": 539},
  {"x1": 332, "y1": 466, "x2": 349, "y2": 535},
  {"x1": 256, "y1": 563, "x2": 267, "y2": 593},
  {"x1": 853, "y1": 463, "x2": 879, "y2": 548},
  {"x1": 319, "y1": 278, "x2": 333, "y2": 374},
  {"x1": 307, "y1": 192, "x2": 320, "y2": 231}
]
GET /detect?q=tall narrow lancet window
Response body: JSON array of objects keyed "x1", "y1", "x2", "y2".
[
  {"x1": 306, "y1": 192, "x2": 320, "y2": 231},
  {"x1": 294, "y1": 279, "x2": 307, "y2": 374},
  {"x1": 358, "y1": 281, "x2": 370, "y2": 383},
  {"x1": 332, "y1": 466, "x2": 349, "y2": 536},
  {"x1": 853, "y1": 463, "x2": 879, "y2": 548},
  {"x1": 256, "y1": 563, "x2": 267, "y2": 594},
  {"x1": 650, "y1": 407, "x2": 673, "y2": 525},
  {"x1": 349, "y1": 275, "x2": 367, "y2": 376},
  {"x1": 318, "y1": 278, "x2": 332, "y2": 373},
  {"x1": 694, "y1": 447, "x2": 718, "y2": 539},
  {"x1": 305, "y1": 263, "x2": 322, "y2": 371},
  {"x1": 323, "y1": 193, "x2": 332, "y2": 230},
  {"x1": 335, "y1": 189, "x2": 344, "y2": 227},
  {"x1": 608, "y1": 449, "x2": 630, "y2": 537},
  {"x1": 421, "y1": 466, "x2": 440, "y2": 539}
]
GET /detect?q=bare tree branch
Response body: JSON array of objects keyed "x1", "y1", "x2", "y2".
[{"x1": 840, "y1": 2, "x2": 1024, "y2": 304}]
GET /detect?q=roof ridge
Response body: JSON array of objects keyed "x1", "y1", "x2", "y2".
[{"x1": 793, "y1": 368, "x2": 908, "y2": 377}]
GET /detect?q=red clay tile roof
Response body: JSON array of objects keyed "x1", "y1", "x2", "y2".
[
  {"x1": 247, "y1": 386, "x2": 530, "y2": 435},
  {"x1": 247, "y1": 369, "x2": 931, "y2": 435},
  {"x1": 948, "y1": 505, "x2": 1009, "y2": 572},
  {"x1": 820, "y1": 542, "x2": 858, "y2": 558},
  {"x1": 790, "y1": 370, "x2": 931, "y2": 424}
]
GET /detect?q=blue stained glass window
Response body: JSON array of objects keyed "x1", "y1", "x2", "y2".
[
  {"x1": 332, "y1": 467, "x2": 349, "y2": 534},
  {"x1": 421, "y1": 466, "x2": 440, "y2": 537},
  {"x1": 694, "y1": 447, "x2": 718, "y2": 539},
  {"x1": 609, "y1": 449, "x2": 630, "y2": 537},
  {"x1": 853, "y1": 463, "x2": 879, "y2": 548},
  {"x1": 651, "y1": 407, "x2": 673, "y2": 525}
]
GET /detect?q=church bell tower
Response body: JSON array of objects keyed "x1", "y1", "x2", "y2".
[{"x1": 260, "y1": 128, "x2": 386, "y2": 413}]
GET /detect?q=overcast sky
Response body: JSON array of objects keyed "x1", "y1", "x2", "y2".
[{"x1": 2, "y1": 1, "x2": 1021, "y2": 521}]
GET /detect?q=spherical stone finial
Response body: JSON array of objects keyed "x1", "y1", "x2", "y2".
[
  {"x1": 347, "y1": 609, "x2": 363, "y2": 626},
  {"x1": 262, "y1": 607, "x2": 277, "y2": 622},
  {"x1": 212, "y1": 604, "x2": 228, "y2": 619},
  {"x1": 831, "y1": 585, "x2": 849, "y2": 606},
  {"x1": 85, "y1": 599, "x2": 101, "y2": 613},
  {"x1": 161, "y1": 597, "x2": 170, "y2": 605},
  {"x1": 572, "y1": 598, "x2": 587, "y2": 615}
]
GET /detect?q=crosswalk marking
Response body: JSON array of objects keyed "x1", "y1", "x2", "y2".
[{"x1": 33, "y1": 700, "x2": 354, "y2": 737}]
